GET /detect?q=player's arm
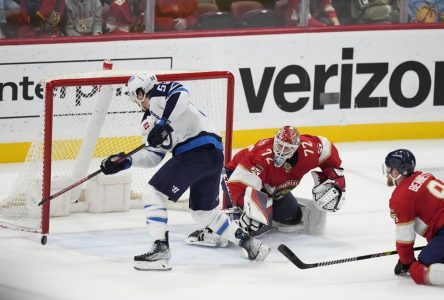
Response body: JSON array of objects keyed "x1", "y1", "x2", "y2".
[
  {"x1": 160, "y1": 82, "x2": 189, "y2": 122},
  {"x1": 390, "y1": 198, "x2": 417, "y2": 276},
  {"x1": 311, "y1": 136, "x2": 346, "y2": 212},
  {"x1": 101, "y1": 116, "x2": 167, "y2": 174},
  {"x1": 227, "y1": 164, "x2": 263, "y2": 208},
  {"x1": 147, "y1": 82, "x2": 188, "y2": 147},
  {"x1": 390, "y1": 198, "x2": 417, "y2": 266}
]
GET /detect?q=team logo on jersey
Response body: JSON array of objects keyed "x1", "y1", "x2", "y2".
[
  {"x1": 250, "y1": 164, "x2": 264, "y2": 176},
  {"x1": 143, "y1": 122, "x2": 150, "y2": 130},
  {"x1": 317, "y1": 143, "x2": 323, "y2": 155},
  {"x1": 272, "y1": 180, "x2": 300, "y2": 199},
  {"x1": 283, "y1": 162, "x2": 292, "y2": 172},
  {"x1": 390, "y1": 210, "x2": 399, "y2": 223}
]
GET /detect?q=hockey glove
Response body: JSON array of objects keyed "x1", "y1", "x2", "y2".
[
  {"x1": 394, "y1": 259, "x2": 411, "y2": 276},
  {"x1": 147, "y1": 118, "x2": 174, "y2": 148},
  {"x1": 311, "y1": 168, "x2": 346, "y2": 212},
  {"x1": 239, "y1": 212, "x2": 265, "y2": 234},
  {"x1": 100, "y1": 152, "x2": 132, "y2": 175}
]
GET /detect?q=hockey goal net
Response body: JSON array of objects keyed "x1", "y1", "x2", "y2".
[{"x1": 0, "y1": 67, "x2": 234, "y2": 238}]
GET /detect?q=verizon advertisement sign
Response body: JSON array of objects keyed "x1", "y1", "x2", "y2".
[{"x1": 0, "y1": 29, "x2": 443, "y2": 143}]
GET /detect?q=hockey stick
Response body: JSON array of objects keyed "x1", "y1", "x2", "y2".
[
  {"x1": 38, "y1": 144, "x2": 146, "y2": 206},
  {"x1": 278, "y1": 244, "x2": 426, "y2": 269},
  {"x1": 221, "y1": 168, "x2": 234, "y2": 209}
]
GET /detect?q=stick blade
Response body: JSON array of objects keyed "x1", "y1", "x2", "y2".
[{"x1": 278, "y1": 244, "x2": 310, "y2": 269}]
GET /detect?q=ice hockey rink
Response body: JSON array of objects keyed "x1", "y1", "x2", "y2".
[{"x1": 0, "y1": 139, "x2": 443, "y2": 300}]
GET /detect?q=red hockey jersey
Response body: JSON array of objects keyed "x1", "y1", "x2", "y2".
[
  {"x1": 389, "y1": 171, "x2": 444, "y2": 264},
  {"x1": 226, "y1": 135, "x2": 342, "y2": 208}
]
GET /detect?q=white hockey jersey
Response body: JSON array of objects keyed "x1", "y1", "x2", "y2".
[{"x1": 132, "y1": 81, "x2": 223, "y2": 169}]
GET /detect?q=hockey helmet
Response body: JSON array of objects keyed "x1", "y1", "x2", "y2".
[
  {"x1": 273, "y1": 126, "x2": 300, "y2": 167},
  {"x1": 127, "y1": 72, "x2": 158, "y2": 104},
  {"x1": 383, "y1": 149, "x2": 416, "y2": 177}
]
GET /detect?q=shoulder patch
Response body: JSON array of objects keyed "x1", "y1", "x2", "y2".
[
  {"x1": 250, "y1": 164, "x2": 264, "y2": 176},
  {"x1": 390, "y1": 209, "x2": 399, "y2": 223}
]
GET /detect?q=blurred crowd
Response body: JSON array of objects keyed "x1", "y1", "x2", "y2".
[{"x1": 0, "y1": 0, "x2": 443, "y2": 39}]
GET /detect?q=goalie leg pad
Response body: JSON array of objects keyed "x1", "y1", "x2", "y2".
[
  {"x1": 243, "y1": 187, "x2": 271, "y2": 225},
  {"x1": 298, "y1": 198, "x2": 327, "y2": 235}
]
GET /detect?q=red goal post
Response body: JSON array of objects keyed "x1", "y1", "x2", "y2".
[{"x1": 0, "y1": 69, "x2": 234, "y2": 238}]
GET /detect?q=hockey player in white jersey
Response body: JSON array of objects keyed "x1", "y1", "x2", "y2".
[{"x1": 99, "y1": 72, "x2": 270, "y2": 271}]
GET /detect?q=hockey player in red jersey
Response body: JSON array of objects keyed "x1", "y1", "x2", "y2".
[
  {"x1": 383, "y1": 149, "x2": 444, "y2": 286},
  {"x1": 187, "y1": 126, "x2": 346, "y2": 246}
]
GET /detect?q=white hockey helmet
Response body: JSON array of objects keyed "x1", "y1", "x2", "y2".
[
  {"x1": 273, "y1": 126, "x2": 300, "y2": 167},
  {"x1": 127, "y1": 72, "x2": 158, "y2": 104}
]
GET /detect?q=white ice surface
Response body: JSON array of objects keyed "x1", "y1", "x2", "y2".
[{"x1": 0, "y1": 139, "x2": 443, "y2": 300}]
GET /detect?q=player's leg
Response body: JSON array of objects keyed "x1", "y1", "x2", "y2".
[
  {"x1": 186, "y1": 152, "x2": 230, "y2": 247},
  {"x1": 186, "y1": 148, "x2": 270, "y2": 260},
  {"x1": 410, "y1": 227, "x2": 444, "y2": 285},
  {"x1": 272, "y1": 193, "x2": 326, "y2": 235},
  {"x1": 134, "y1": 184, "x2": 171, "y2": 271},
  {"x1": 134, "y1": 155, "x2": 197, "y2": 271},
  {"x1": 272, "y1": 193, "x2": 302, "y2": 227}
]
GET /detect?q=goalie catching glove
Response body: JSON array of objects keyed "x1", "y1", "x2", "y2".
[
  {"x1": 147, "y1": 118, "x2": 174, "y2": 148},
  {"x1": 311, "y1": 168, "x2": 345, "y2": 212},
  {"x1": 100, "y1": 152, "x2": 132, "y2": 175}
]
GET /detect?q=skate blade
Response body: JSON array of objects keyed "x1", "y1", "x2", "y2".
[
  {"x1": 241, "y1": 244, "x2": 271, "y2": 261},
  {"x1": 255, "y1": 244, "x2": 271, "y2": 261},
  {"x1": 185, "y1": 238, "x2": 229, "y2": 248},
  {"x1": 134, "y1": 259, "x2": 172, "y2": 271}
]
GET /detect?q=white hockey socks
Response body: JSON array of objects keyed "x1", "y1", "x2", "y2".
[{"x1": 143, "y1": 185, "x2": 169, "y2": 241}]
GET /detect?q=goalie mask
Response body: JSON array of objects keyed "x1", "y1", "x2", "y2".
[
  {"x1": 127, "y1": 72, "x2": 158, "y2": 106},
  {"x1": 383, "y1": 149, "x2": 416, "y2": 185},
  {"x1": 273, "y1": 126, "x2": 300, "y2": 167}
]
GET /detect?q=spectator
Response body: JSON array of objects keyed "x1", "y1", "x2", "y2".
[
  {"x1": 65, "y1": 0, "x2": 102, "y2": 36},
  {"x1": 0, "y1": 0, "x2": 20, "y2": 38},
  {"x1": 16, "y1": 0, "x2": 65, "y2": 38},
  {"x1": 103, "y1": 0, "x2": 146, "y2": 34},
  {"x1": 102, "y1": 0, "x2": 146, "y2": 34},
  {"x1": 408, "y1": 0, "x2": 444, "y2": 23},
  {"x1": 331, "y1": 0, "x2": 359, "y2": 24},
  {"x1": 351, "y1": 0, "x2": 400, "y2": 24},
  {"x1": 277, "y1": 0, "x2": 340, "y2": 27},
  {"x1": 155, "y1": 0, "x2": 198, "y2": 31}
]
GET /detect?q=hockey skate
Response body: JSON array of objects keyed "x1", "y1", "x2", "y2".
[
  {"x1": 134, "y1": 232, "x2": 172, "y2": 271},
  {"x1": 237, "y1": 229, "x2": 270, "y2": 261},
  {"x1": 186, "y1": 227, "x2": 229, "y2": 248}
]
